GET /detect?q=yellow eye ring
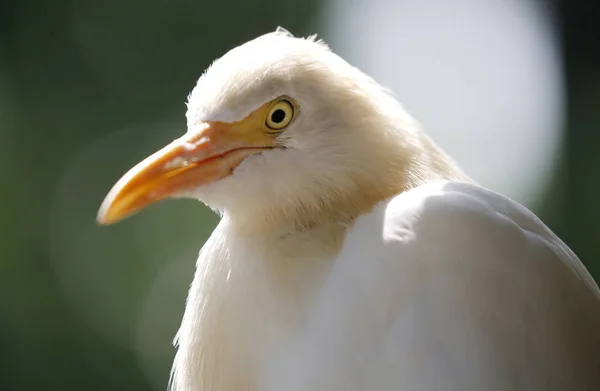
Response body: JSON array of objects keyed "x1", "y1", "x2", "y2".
[{"x1": 266, "y1": 100, "x2": 294, "y2": 130}]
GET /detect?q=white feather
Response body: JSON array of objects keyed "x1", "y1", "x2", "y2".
[
  {"x1": 169, "y1": 29, "x2": 600, "y2": 391},
  {"x1": 260, "y1": 181, "x2": 600, "y2": 391}
]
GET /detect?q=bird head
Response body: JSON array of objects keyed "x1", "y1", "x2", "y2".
[{"x1": 97, "y1": 28, "x2": 456, "y2": 230}]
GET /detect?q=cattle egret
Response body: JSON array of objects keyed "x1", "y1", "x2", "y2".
[{"x1": 97, "y1": 28, "x2": 600, "y2": 391}]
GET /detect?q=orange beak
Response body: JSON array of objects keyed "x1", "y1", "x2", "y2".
[{"x1": 97, "y1": 117, "x2": 277, "y2": 225}]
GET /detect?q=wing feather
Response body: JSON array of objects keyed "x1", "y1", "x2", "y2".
[{"x1": 263, "y1": 181, "x2": 600, "y2": 391}]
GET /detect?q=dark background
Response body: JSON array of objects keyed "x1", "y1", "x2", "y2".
[{"x1": 1, "y1": 0, "x2": 598, "y2": 390}]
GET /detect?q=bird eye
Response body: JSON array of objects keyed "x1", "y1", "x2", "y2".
[{"x1": 266, "y1": 100, "x2": 294, "y2": 130}]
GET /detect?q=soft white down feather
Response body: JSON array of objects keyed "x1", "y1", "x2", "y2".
[{"x1": 97, "y1": 28, "x2": 600, "y2": 391}]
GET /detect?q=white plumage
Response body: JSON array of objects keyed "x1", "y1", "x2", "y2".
[{"x1": 98, "y1": 28, "x2": 600, "y2": 391}]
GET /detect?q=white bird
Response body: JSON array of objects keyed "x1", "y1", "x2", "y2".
[{"x1": 97, "y1": 28, "x2": 600, "y2": 391}]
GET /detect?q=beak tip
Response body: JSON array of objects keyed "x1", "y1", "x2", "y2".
[
  {"x1": 97, "y1": 189, "x2": 141, "y2": 226},
  {"x1": 96, "y1": 192, "x2": 121, "y2": 226},
  {"x1": 96, "y1": 213, "x2": 109, "y2": 226},
  {"x1": 96, "y1": 208, "x2": 128, "y2": 226},
  {"x1": 96, "y1": 205, "x2": 112, "y2": 226}
]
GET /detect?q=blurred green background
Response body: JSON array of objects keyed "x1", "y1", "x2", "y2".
[{"x1": 1, "y1": 0, "x2": 599, "y2": 390}]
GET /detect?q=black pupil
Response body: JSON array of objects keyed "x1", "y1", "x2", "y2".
[{"x1": 271, "y1": 109, "x2": 286, "y2": 123}]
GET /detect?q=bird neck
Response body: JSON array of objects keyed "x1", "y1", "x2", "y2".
[
  {"x1": 171, "y1": 215, "x2": 343, "y2": 391},
  {"x1": 226, "y1": 131, "x2": 470, "y2": 237}
]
